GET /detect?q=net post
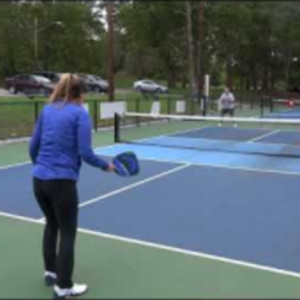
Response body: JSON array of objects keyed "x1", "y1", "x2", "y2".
[{"x1": 114, "y1": 113, "x2": 120, "y2": 143}]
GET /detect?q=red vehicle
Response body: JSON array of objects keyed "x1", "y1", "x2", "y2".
[{"x1": 4, "y1": 74, "x2": 54, "y2": 96}]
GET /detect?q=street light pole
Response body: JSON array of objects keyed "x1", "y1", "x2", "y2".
[
  {"x1": 33, "y1": 17, "x2": 63, "y2": 69},
  {"x1": 34, "y1": 17, "x2": 38, "y2": 66}
]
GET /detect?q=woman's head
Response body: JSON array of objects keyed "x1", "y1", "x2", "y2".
[{"x1": 49, "y1": 73, "x2": 85, "y2": 103}]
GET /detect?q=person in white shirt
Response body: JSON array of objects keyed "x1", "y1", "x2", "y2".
[{"x1": 218, "y1": 87, "x2": 237, "y2": 127}]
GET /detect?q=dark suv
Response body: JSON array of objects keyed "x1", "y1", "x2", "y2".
[
  {"x1": 78, "y1": 74, "x2": 108, "y2": 93},
  {"x1": 4, "y1": 74, "x2": 54, "y2": 96}
]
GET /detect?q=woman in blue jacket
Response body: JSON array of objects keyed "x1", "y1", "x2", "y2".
[{"x1": 29, "y1": 73, "x2": 114, "y2": 299}]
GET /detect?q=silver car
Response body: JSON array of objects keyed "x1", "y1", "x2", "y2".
[{"x1": 133, "y1": 79, "x2": 168, "y2": 94}]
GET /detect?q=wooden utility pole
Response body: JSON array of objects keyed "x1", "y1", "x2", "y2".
[
  {"x1": 197, "y1": 2, "x2": 204, "y2": 97},
  {"x1": 186, "y1": 1, "x2": 195, "y2": 100},
  {"x1": 107, "y1": 1, "x2": 115, "y2": 101}
]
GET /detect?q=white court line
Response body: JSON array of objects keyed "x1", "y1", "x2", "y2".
[
  {"x1": 166, "y1": 125, "x2": 209, "y2": 137},
  {"x1": 0, "y1": 122, "x2": 297, "y2": 170},
  {"x1": 102, "y1": 154, "x2": 300, "y2": 176},
  {"x1": 1, "y1": 210, "x2": 300, "y2": 280},
  {"x1": 0, "y1": 120, "x2": 207, "y2": 171},
  {"x1": 1, "y1": 142, "x2": 300, "y2": 177},
  {"x1": 0, "y1": 210, "x2": 43, "y2": 224},
  {"x1": 79, "y1": 163, "x2": 190, "y2": 209},
  {"x1": 0, "y1": 161, "x2": 31, "y2": 170},
  {"x1": 113, "y1": 121, "x2": 300, "y2": 151},
  {"x1": 38, "y1": 163, "x2": 190, "y2": 222},
  {"x1": 0, "y1": 144, "x2": 116, "y2": 171},
  {"x1": 247, "y1": 130, "x2": 280, "y2": 143},
  {"x1": 96, "y1": 144, "x2": 300, "y2": 176}
]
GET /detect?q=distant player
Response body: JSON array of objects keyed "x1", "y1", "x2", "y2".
[{"x1": 218, "y1": 87, "x2": 237, "y2": 127}]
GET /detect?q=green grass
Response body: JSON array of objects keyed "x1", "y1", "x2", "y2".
[{"x1": 0, "y1": 94, "x2": 183, "y2": 139}]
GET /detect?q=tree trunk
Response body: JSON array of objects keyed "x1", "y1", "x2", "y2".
[
  {"x1": 285, "y1": 47, "x2": 292, "y2": 93},
  {"x1": 197, "y1": 1, "x2": 204, "y2": 97},
  {"x1": 186, "y1": 1, "x2": 195, "y2": 98},
  {"x1": 226, "y1": 57, "x2": 233, "y2": 90},
  {"x1": 167, "y1": 68, "x2": 176, "y2": 88},
  {"x1": 107, "y1": 1, "x2": 115, "y2": 101}
]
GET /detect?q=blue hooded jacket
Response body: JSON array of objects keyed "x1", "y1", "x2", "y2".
[{"x1": 29, "y1": 101, "x2": 109, "y2": 181}]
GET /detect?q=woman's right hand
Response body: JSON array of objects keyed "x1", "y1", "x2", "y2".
[{"x1": 107, "y1": 163, "x2": 115, "y2": 172}]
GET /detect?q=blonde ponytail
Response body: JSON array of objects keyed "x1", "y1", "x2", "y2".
[{"x1": 49, "y1": 73, "x2": 84, "y2": 104}]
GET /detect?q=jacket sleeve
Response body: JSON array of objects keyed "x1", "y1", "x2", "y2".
[
  {"x1": 29, "y1": 112, "x2": 43, "y2": 164},
  {"x1": 77, "y1": 109, "x2": 110, "y2": 171}
]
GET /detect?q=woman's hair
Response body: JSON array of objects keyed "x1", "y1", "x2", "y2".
[{"x1": 49, "y1": 73, "x2": 85, "y2": 103}]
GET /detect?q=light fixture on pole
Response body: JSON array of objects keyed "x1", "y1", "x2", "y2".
[{"x1": 34, "y1": 17, "x2": 63, "y2": 68}]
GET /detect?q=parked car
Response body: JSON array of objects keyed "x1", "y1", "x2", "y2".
[
  {"x1": 78, "y1": 73, "x2": 108, "y2": 93},
  {"x1": 133, "y1": 79, "x2": 168, "y2": 94},
  {"x1": 91, "y1": 75, "x2": 109, "y2": 93},
  {"x1": 4, "y1": 74, "x2": 54, "y2": 96},
  {"x1": 32, "y1": 71, "x2": 62, "y2": 83}
]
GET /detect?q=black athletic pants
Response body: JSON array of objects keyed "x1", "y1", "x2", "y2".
[
  {"x1": 33, "y1": 177, "x2": 78, "y2": 288},
  {"x1": 220, "y1": 108, "x2": 234, "y2": 117}
]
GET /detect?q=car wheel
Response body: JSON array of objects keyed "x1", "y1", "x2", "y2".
[{"x1": 155, "y1": 88, "x2": 161, "y2": 94}]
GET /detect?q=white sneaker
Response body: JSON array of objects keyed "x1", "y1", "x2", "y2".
[
  {"x1": 53, "y1": 283, "x2": 88, "y2": 299},
  {"x1": 233, "y1": 123, "x2": 237, "y2": 128},
  {"x1": 218, "y1": 123, "x2": 222, "y2": 127}
]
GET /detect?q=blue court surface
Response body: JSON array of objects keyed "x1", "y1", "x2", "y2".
[
  {"x1": 265, "y1": 107, "x2": 300, "y2": 119},
  {"x1": 2, "y1": 123, "x2": 300, "y2": 283}
]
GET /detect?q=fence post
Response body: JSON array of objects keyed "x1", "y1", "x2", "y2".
[
  {"x1": 239, "y1": 90, "x2": 243, "y2": 110},
  {"x1": 114, "y1": 113, "x2": 120, "y2": 142},
  {"x1": 260, "y1": 93, "x2": 267, "y2": 118},
  {"x1": 167, "y1": 95, "x2": 171, "y2": 114},
  {"x1": 93, "y1": 100, "x2": 98, "y2": 131},
  {"x1": 190, "y1": 98, "x2": 194, "y2": 115},
  {"x1": 269, "y1": 94, "x2": 274, "y2": 112},
  {"x1": 250, "y1": 91, "x2": 254, "y2": 109},
  {"x1": 135, "y1": 97, "x2": 140, "y2": 126},
  {"x1": 34, "y1": 100, "x2": 39, "y2": 123}
]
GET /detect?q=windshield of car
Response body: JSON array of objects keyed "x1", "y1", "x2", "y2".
[
  {"x1": 85, "y1": 75, "x2": 97, "y2": 82},
  {"x1": 32, "y1": 75, "x2": 51, "y2": 83},
  {"x1": 143, "y1": 80, "x2": 155, "y2": 85},
  {"x1": 92, "y1": 75, "x2": 102, "y2": 81}
]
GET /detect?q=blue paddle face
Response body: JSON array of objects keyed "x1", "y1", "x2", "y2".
[{"x1": 113, "y1": 152, "x2": 139, "y2": 177}]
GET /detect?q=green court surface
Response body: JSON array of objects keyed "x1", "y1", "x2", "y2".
[
  {"x1": 2, "y1": 215, "x2": 300, "y2": 299},
  {"x1": 2, "y1": 135, "x2": 300, "y2": 299}
]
